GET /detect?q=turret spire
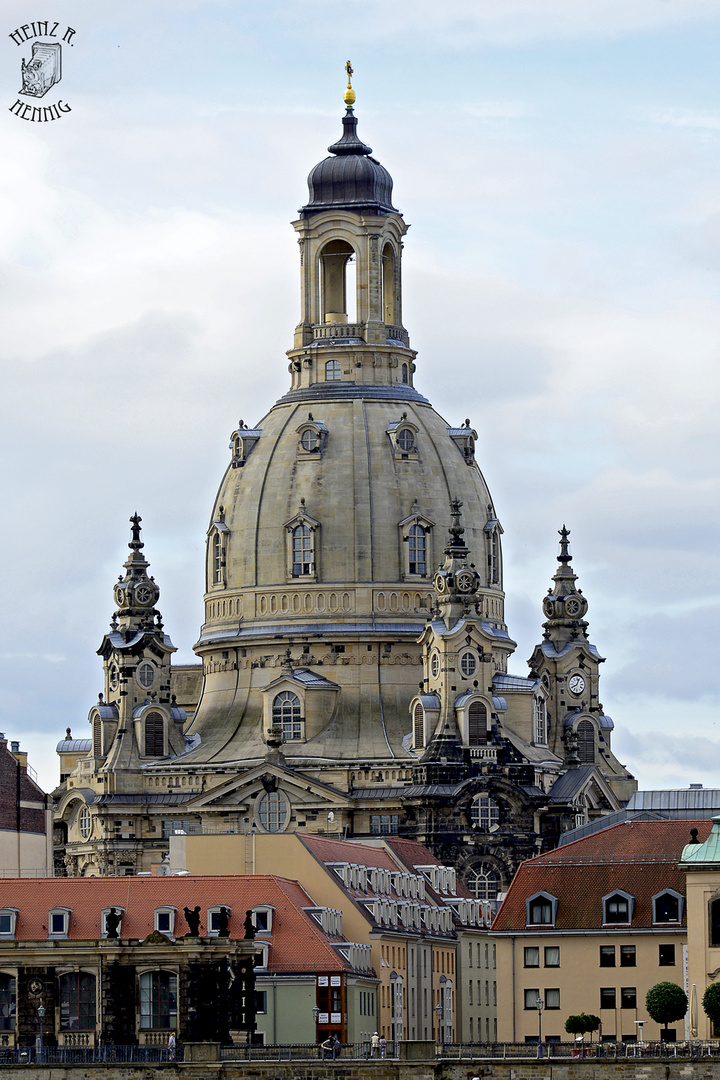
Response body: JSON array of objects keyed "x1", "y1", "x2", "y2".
[
  {"x1": 541, "y1": 526, "x2": 589, "y2": 645},
  {"x1": 111, "y1": 515, "x2": 161, "y2": 631},
  {"x1": 344, "y1": 60, "x2": 355, "y2": 110}
]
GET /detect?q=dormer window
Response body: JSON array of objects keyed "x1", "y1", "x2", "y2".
[
  {"x1": 207, "y1": 512, "x2": 230, "y2": 589},
  {"x1": 102, "y1": 907, "x2": 124, "y2": 938},
  {"x1": 49, "y1": 907, "x2": 71, "y2": 938},
  {"x1": 154, "y1": 907, "x2": 176, "y2": 937},
  {"x1": 272, "y1": 691, "x2": 303, "y2": 740},
  {"x1": 229, "y1": 424, "x2": 261, "y2": 468},
  {"x1": 387, "y1": 419, "x2": 419, "y2": 460},
  {"x1": 251, "y1": 906, "x2": 274, "y2": 934},
  {"x1": 0, "y1": 909, "x2": 18, "y2": 938},
  {"x1": 296, "y1": 418, "x2": 328, "y2": 458},
  {"x1": 603, "y1": 890, "x2": 634, "y2": 925},
  {"x1": 526, "y1": 892, "x2": 557, "y2": 927},
  {"x1": 284, "y1": 507, "x2": 320, "y2": 580},
  {"x1": 399, "y1": 507, "x2": 434, "y2": 580},
  {"x1": 207, "y1": 906, "x2": 232, "y2": 936},
  {"x1": 653, "y1": 890, "x2": 683, "y2": 924}
]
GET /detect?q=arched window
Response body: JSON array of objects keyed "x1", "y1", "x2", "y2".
[
  {"x1": 468, "y1": 865, "x2": 500, "y2": 901},
  {"x1": 0, "y1": 974, "x2": 15, "y2": 1031},
  {"x1": 92, "y1": 717, "x2": 102, "y2": 757},
  {"x1": 258, "y1": 791, "x2": 289, "y2": 833},
  {"x1": 79, "y1": 806, "x2": 92, "y2": 840},
  {"x1": 139, "y1": 970, "x2": 177, "y2": 1030},
  {"x1": 577, "y1": 720, "x2": 594, "y2": 763},
  {"x1": 382, "y1": 243, "x2": 396, "y2": 324},
  {"x1": 144, "y1": 712, "x2": 164, "y2": 757},
  {"x1": 292, "y1": 525, "x2": 313, "y2": 576},
  {"x1": 401, "y1": 363, "x2": 409, "y2": 384},
  {"x1": 272, "y1": 691, "x2": 302, "y2": 740},
  {"x1": 325, "y1": 359, "x2": 341, "y2": 381},
  {"x1": 212, "y1": 531, "x2": 222, "y2": 584},
  {"x1": 534, "y1": 698, "x2": 547, "y2": 745},
  {"x1": 320, "y1": 239, "x2": 355, "y2": 323},
  {"x1": 413, "y1": 702, "x2": 424, "y2": 749},
  {"x1": 711, "y1": 898, "x2": 720, "y2": 946},
  {"x1": 460, "y1": 651, "x2": 476, "y2": 677},
  {"x1": 468, "y1": 702, "x2": 488, "y2": 746},
  {"x1": 408, "y1": 524, "x2": 426, "y2": 576},
  {"x1": 471, "y1": 796, "x2": 500, "y2": 831},
  {"x1": 59, "y1": 971, "x2": 96, "y2": 1030}
]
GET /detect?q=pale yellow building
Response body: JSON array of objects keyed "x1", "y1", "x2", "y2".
[
  {"x1": 493, "y1": 820, "x2": 707, "y2": 1045},
  {"x1": 680, "y1": 814, "x2": 720, "y2": 1039}
]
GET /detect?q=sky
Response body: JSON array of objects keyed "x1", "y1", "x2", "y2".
[{"x1": 1, "y1": 0, "x2": 719, "y2": 795}]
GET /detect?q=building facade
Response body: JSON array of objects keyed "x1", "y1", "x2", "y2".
[
  {"x1": 0, "y1": 735, "x2": 52, "y2": 876},
  {"x1": 54, "y1": 76, "x2": 636, "y2": 896},
  {"x1": 492, "y1": 819, "x2": 709, "y2": 1044}
]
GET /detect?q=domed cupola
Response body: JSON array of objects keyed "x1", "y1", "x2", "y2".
[
  {"x1": 302, "y1": 63, "x2": 396, "y2": 218},
  {"x1": 303, "y1": 110, "x2": 396, "y2": 217}
]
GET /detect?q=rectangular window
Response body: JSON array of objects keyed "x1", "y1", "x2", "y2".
[
  {"x1": 620, "y1": 945, "x2": 636, "y2": 967},
  {"x1": 659, "y1": 944, "x2": 676, "y2": 966},
  {"x1": 524, "y1": 946, "x2": 540, "y2": 967},
  {"x1": 600, "y1": 987, "x2": 616, "y2": 1009},
  {"x1": 599, "y1": 946, "x2": 616, "y2": 967},
  {"x1": 621, "y1": 987, "x2": 637, "y2": 1009},
  {"x1": 0, "y1": 915, "x2": 12, "y2": 936},
  {"x1": 544, "y1": 946, "x2": 560, "y2": 967},
  {"x1": 370, "y1": 814, "x2": 399, "y2": 835},
  {"x1": 545, "y1": 988, "x2": 560, "y2": 1010},
  {"x1": 468, "y1": 981, "x2": 473, "y2": 1005},
  {"x1": 524, "y1": 988, "x2": 540, "y2": 1010}
]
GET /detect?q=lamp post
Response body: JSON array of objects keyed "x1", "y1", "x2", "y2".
[
  {"x1": 535, "y1": 996, "x2": 544, "y2": 1058},
  {"x1": 312, "y1": 1003, "x2": 320, "y2": 1042},
  {"x1": 435, "y1": 1002, "x2": 444, "y2": 1044},
  {"x1": 36, "y1": 1003, "x2": 45, "y2": 1063}
]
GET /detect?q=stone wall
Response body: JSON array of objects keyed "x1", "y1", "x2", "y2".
[{"x1": 12, "y1": 1058, "x2": 720, "y2": 1080}]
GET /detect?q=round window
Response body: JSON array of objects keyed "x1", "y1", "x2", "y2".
[
  {"x1": 460, "y1": 651, "x2": 476, "y2": 677},
  {"x1": 397, "y1": 428, "x2": 415, "y2": 452},
  {"x1": 301, "y1": 429, "x2": 319, "y2": 452},
  {"x1": 79, "y1": 806, "x2": 92, "y2": 840},
  {"x1": 137, "y1": 662, "x2": 155, "y2": 689},
  {"x1": 430, "y1": 651, "x2": 440, "y2": 678}
]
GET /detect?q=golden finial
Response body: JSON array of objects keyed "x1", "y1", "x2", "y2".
[{"x1": 344, "y1": 60, "x2": 355, "y2": 109}]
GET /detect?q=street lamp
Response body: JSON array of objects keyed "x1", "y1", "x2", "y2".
[
  {"x1": 312, "y1": 1003, "x2": 321, "y2": 1035},
  {"x1": 535, "y1": 997, "x2": 544, "y2": 1058},
  {"x1": 435, "y1": 1002, "x2": 444, "y2": 1044},
  {"x1": 36, "y1": 1004, "x2": 45, "y2": 1063}
]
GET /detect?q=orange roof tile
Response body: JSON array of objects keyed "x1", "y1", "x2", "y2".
[
  {"x1": 493, "y1": 820, "x2": 712, "y2": 932},
  {"x1": 0, "y1": 875, "x2": 353, "y2": 973}
]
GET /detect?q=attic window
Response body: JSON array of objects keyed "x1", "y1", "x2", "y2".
[
  {"x1": 0, "y1": 909, "x2": 17, "y2": 938},
  {"x1": 526, "y1": 892, "x2": 557, "y2": 927},
  {"x1": 154, "y1": 907, "x2": 176, "y2": 936},
  {"x1": 48, "y1": 907, "x2": 71, "y2": 939},
  {"x1": 603, "y1": 891, "x2": 634, "y2": 925},
  {"x1": 653, "y1": 890, "x2": 683, "y2": 924}
]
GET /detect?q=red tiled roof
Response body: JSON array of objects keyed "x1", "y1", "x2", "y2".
[
  {"x1": 0, "y1": 875, "x2": 351, "y2": 973},
  {"x1": 493, "y1": 820, "x2": 712, "y2": 932},
  {"x1": 298, "y1": 834, "x2": 400, "y2": 871},
  {"x1": 383, "y1": 838, "x2": 475, "y2": 898}
]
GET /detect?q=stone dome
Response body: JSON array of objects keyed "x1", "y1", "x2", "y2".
[{"x1": 302, "y1": 110, "x2": 396, "y2": 217}]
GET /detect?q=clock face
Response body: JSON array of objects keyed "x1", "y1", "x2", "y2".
[
  {"x1": 456, "y1": 569, "x2": 476, "y2": 593},
  {"x1": 134, "y1": 583, "x2": 156, "y2": 606},
  {"x1": 565, "y1": 597, "x2": 582, "y2": 616},
  {"x1": 568, "y1": 674, "x2": 586, "y2": 695}
]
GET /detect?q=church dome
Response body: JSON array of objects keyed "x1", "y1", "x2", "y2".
[{"x1": 302, "y1": 110, "x2": 396, "y2": 217}]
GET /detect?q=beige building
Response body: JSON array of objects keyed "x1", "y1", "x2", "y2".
[
  {"x1": 680, "y1": 814, "x2": 720, "y2": 1039},
  {"x1": 54, "y1": 75, "x2": 635, "y2": 897},
  {"x1": 493, "y1": 819, "x2": 707, "y2": 1045},
  {"x1": 169, "y1": 830, "x2": 495, "y2": 1043}
]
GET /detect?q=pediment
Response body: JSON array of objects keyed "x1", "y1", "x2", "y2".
[{"x1": 184, "y1": 762, "x2": 350, "y2": 812}]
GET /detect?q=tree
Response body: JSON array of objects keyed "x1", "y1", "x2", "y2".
[
  {"x1": 646, "y1": 982, "x2": 688, "y2": 1038},
  {"x1": 564, "y1": 1013, "x2": 601, "y2": 1054},
  {"x1": 702, "y1": 982, "x2": 720, "y2": 1031}
]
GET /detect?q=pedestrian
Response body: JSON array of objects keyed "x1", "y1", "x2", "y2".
[
  {"x1": 321, "y1": 1036, "x2": 334, "y2": 1060},
  {"x1": 168, "y1": 1032, "x2": 176, "y2": 1061},
  {"x1": 332, "y1": 1035, "x2": 341, "y2": 1058},
  {"x1": 371, "y1": 1031, "x2": 381, "y2": 1057},
  {"x1": 379, "y1": 1035, "x2": 386, "y2": 1059}
]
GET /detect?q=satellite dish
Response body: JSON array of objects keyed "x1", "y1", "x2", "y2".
[{"x1": 328, "y1": 812, "x2": 335, "y2": 823}]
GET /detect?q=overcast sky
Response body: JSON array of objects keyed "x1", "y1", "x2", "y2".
[{"x1": 1, "y1": 0, "x2": 719, "y2": 795}]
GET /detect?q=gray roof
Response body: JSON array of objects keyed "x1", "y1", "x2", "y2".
[
  {"x1": 548, "y1": 765, "x2": 598, "y2": 803},
  {"x1": 276, "y1": 384, "x2": 430, "y2": 406},
  {"x1": 351, "y1": 787, "x2": 410, "y2": 800},
  {"x1": 493, "y1": 674, "x2": 540, "y2": 693},
  {"x1": 628, "y1": 788, "x2": 720, "y2": 813},
  {"x1": 56, "y1": 739, "x2": 92, "y2": 753},
  {"x1": 197, "y1": 620, "x2": 424, "y2": 646},
  {"x1": 539, "y1": 641, "x2": 604, "y2": 661},
  {"x1": 291, "y1": 668, "x2": 340, "y2": 688},
  {"x1": 557, "y1": 808, "x2": 665, "y2": 846}
]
